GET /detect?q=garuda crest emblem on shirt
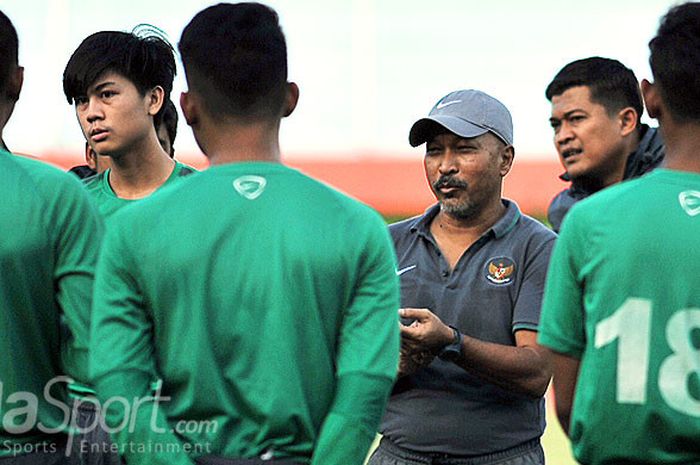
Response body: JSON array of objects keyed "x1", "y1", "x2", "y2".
[{"x1": 485, "y1": 257, "x2": 515, "y2": 285}]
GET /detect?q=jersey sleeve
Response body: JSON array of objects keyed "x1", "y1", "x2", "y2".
[
  {"x1": 50, "y1": 174, "x2": 104, "y2": 384},
  {"x1": 310, "y1": 211, "x2": 400, "y2": 465},
  {"x1": 537, "y1": 208, "x2": 587, "y2": 358},
  {"x1": 90, "y1": 216, "x2": 194, "y2": 465},
  {"x1": 512, "y1": 233, "x2": 556, "y2": 333}
]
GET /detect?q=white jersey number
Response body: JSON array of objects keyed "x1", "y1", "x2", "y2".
[{"x1": 594, "y1": 298, "x2": 700, "y2": 417}]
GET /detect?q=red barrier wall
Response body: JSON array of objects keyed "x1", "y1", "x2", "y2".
[{"x1": 20, "y1": 151, "x2": 566, "y2": 217}]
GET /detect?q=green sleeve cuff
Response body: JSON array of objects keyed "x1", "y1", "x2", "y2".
[{"x1": 311, "y1": 373, "x2": 394, "y2": 465}]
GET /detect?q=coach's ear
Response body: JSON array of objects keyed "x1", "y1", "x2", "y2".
[
  {"x1": 180, "y1": 91, "x2": 199, "y2": 127},
  {"x1": 641, "y1": 79, "x2": 660, "y2": 120},
  {"x1": 499, "y1": 144, "x2": 515, "y2": 177},
  {"x1": 282, "y1": 82, "x2": 299, "y2": 118}
]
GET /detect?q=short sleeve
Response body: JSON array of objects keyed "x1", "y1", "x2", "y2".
[
  {"x1": 512, "y1": 234, "x2": 556, "y2": 333},
  {"x1": 537, "y1": 209, "x2": 587, "y2": 358}
]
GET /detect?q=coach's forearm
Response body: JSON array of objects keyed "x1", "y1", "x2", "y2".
[{"x1": 452, "y1": 334, "x2": 551, "y2": 398}]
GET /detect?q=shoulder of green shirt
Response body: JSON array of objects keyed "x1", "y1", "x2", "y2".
[
  {"x1": 5, "y1": 151, "x2": 92, "y2": 201},
  {"x1": 81, "y1": 170, "x2": 109, "y2": 196},
  {"x1": 569, "y1": 174, "x2": 649, "y2": 218}
]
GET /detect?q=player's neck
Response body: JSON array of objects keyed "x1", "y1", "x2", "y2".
[
  {"x1": 107, "y1": 135, "x2": 176, "y2": 199},
  {"x1": 205, "y1": 121, "x2": 282, "y2": 166},
  {"x1": 573, "y1": 162, "x2": 626, "y2": 193},
  {"x1": 659, "y1": 121, "x2": 700, "y2": 174},
  {"x1": 0, "y1": 101, "x2": 16, "y2": 142}
]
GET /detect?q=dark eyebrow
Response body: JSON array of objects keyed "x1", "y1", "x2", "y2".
[
  {"x1": 93, "y1": 81, "x2": 117, "y2": 92},
  {"x1": 563, "y1": 109, "x2": 586, "y2": 118},
  {"x1": 550, "y1": 109, "x2": 587, "y2": 124}
]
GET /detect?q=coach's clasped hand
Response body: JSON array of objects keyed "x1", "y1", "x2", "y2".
[{"x1": 397, "y1": 307, "x2": 458, "y2": 377}]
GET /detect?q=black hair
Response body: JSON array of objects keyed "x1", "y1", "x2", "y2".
[
  {"x1": 0, "y1": 10, "x2": 19, "y2": 98},
  {"x1": 179, "y1": 2, "x2": 288, "y2": 121},
  {"x1": 157, "y1": 99, "x2": 178, "y2": 156},
  {"x1": 649, "y1": 2, "x2": 700, "y2": 122},
  {"x1": 63, "y1": 26, "x2": 176, "y2": 127},
  {"x1": 545, "y1": 57, "x2": 643, "y2": 125}
]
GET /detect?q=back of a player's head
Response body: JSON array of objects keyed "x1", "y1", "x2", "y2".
[
  {"x1": 0, "y1": 10, "x2": 19, "y2": 100},
  {"x1": 179, "y1": 2, "x2": 288, "y2": 121},
  {"x1": 649, "y1": 3, "x2": 700, "y2": 123},
  {"x1": 63, "y1": 27, "x2": 176, "y2": 126},
  {"x1": 546, "y1": 57, "x2": 643, "y2": 125}
]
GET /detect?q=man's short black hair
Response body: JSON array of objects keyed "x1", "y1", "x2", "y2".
[
  {"x1": 179, "y1": 2, "x2": 288, "y2": 121},
  {"x1": 0, "y1": 10, "x2": 19, "y2": 98},
  {"x1": 545, "y1": 57, "x2": 643, "y2": 125},
  {"x1": 63, "y1": 27, "x2": 176, "y2": 127},
  {"x1": 650, "y1": 2, "x2": 700, "y2": 123},
  {"x1": 157, "y1": 99, "x2": 178, "y2": 156}
]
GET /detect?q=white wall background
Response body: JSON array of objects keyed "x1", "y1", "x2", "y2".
[{"x1": 1, "y1": 0, "x2": 679, "y2": 160}]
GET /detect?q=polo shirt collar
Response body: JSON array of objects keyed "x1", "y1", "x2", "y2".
[{"x1": 409, "y1": 200, "x2": 521, "y2": 240}]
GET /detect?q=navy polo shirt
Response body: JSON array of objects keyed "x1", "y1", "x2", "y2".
[{"x1": 381, "y1": 200, "x2": 556, "y2": 456}]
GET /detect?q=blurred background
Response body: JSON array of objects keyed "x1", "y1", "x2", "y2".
[
  {"x1": 1, "y1": 0, "x2": 678, "y2": 219},
  {"x1": 1, "y1": 1, "x2": 682, "y2": 463}
]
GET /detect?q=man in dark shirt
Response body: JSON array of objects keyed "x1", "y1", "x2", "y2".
[
  {"x1": 369, "y1": 89, "x2": 555, "y2": 465},
  {"x1": 546, "y1": 57, "x2": 665, "y2": 232}
]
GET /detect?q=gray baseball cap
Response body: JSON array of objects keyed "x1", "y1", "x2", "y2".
[{"x1": 409, "y1": 89, "x2": 513, "y2": 147}]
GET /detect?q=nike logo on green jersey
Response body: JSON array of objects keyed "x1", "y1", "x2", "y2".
[
  {"x1": 679, "y1": 190, "x2": 700, "y2": 217},
  {"x1": 233, "y1": 175, "x2": 267, "y2": 200}
]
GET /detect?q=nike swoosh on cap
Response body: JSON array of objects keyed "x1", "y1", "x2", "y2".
[{"x1": 436, "y1": 100, "x2": 462, "y2": 110}]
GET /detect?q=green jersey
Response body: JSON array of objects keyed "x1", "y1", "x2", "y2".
[
  {"x1": 538, "y1": 169, "x2": 700, "y2": 465},
  {"x1": 74, "y1": 161, "x2": 195, "y2": 397},
  {"x1": 83, "y1": 162, "x2": 196, "y2": 220},
  {"x1": 0, "y1": 150, "x2": 102, "y2": 454},
  {"x1": 90, "y1": 162, "x2": 400, "y2": 465}
]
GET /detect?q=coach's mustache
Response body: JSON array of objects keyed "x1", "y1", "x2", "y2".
[{"x1": 433, "y1": 175, "x2": 468, "y2": 191}]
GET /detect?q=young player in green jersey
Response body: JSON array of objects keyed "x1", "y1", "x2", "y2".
[
  {"x1": 0, "y1": 10, "x2": 102, "y2": 464},
  {"x1": 538, "y1": 3, "x2": 700, "y2": 464},
  {"x1": 89, "y1": 4, "x2": 400, "y2": 465},
  {"x1": 62, "y1": 27, "x2": 194, "y2": 464},
  {"x1": 63, "y1": 28, "x2": 195, "y2": 219}
]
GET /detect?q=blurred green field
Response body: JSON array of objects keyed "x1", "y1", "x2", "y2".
[{"x1": 542, "y1": 389, "x2": 577, "y2": 464}]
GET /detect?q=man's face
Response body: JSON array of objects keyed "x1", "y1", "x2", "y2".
[
  {"x1": 549, "y1": 85, "x2": 627, "y2": 184},
  {"x1": 424, "y1": 132, "x2": 506, "y2": 219},
  {"x1": 74, "y1": 71, "x2": 155, "y2": 158}
]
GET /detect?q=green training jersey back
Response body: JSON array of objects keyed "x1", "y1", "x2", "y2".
[
  {"x1": 76, "y1": 161, "x2": 195, "y2": 397},
  {"x1": 539, "y1": 169, "x2": 700, "y2": 465},
  {"x1": 83, "y1": 162, "x2": 196, "y2": 220},
  {"x1": 0, "y1": 150, "x2": 101, "y2": 453},
  {"x1": 90, "y1": 162, "x2": 399, "y2": 465}
]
